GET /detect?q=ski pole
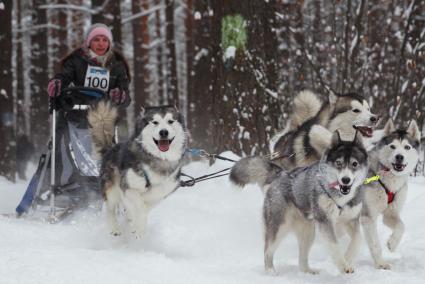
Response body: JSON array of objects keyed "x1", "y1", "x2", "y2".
[{"x1": 49, "y1": 80, "x2": 59, "y2": 221}]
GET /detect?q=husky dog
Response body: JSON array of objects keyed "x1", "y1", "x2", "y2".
[
  {"x1": 271, "y1": 90, "x2": 378, "y2": 170},
  {"x1": 230, "y1": 131, "x2": 369, "y2": 274},
  {"x1": 361, "y1": 119, "x2": 421, "y2": 269},
  {"x1": 88, "y1": 101, "x2": 188, "y2": 238}
]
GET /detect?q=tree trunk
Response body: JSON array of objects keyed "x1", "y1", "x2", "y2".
[
  {"x1": 92, "y1": 0, "x2": 122, "y2": 49},
  {"x1": 155, "y1": 0, "x2": 166, "y2": 104},
  {"x1": 165, "y1": 0, "x2": 179, "y2": 105},
  {"x1": 0, "y1": 0, "x2": 16, "y2": 181},
  {"x1": 111, "y1": 2, "x2": 123, "y2": 51},
  {"x1": 186, "y1": 0, "x2": 218, "y2": 151},
  {"x1": 50, "y1": 0, "x2": 68, "y2": 73},
  {"x1": 290, "y1": 1, "x2": 306, "y2": 91},
  {"x1": 132, "y1": 0, "x2": 151, "y2": 111},
  {"x1": 15, "y1": 0, "x2": 26, "y2": 135},
  {"x1": 30, "y1": 0, "x2": 49, "y2": 151},
  {"x1": 349, "y1": 0, "x2": 366, "y2": 91},
  {"x1": 185, "y1": 0, "x2": 193, "y2": 115},
  {"x1": 69, "y1": 0, "x2": 85, "y2": 50},
  {"x1": 210, "y1": 0, "x2": 280, "y2": 155},
  {"x1": 341, "y1": 0, "x2": 352, "y2": 94}
]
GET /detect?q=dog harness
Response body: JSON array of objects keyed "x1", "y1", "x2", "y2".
[
  {"x1": 371, "y1": 166, "x2": 395, "y2": 204},
  {"x1": 120, "y1": 168, "x2": 151, "y2": 191},
  {"x1": 377, "y1": 178, "x2": 395, "y2": 204},
  {"x1": 323, "y1": 182, "x2": 344, "y2": 212},
  {"x1": 142, "y1": 168, "x2": 151, "y2": 188}
]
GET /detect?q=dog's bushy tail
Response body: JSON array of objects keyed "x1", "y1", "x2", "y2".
[
  {"x1": 290, "y1": 90, "x2": 322, "y2": 129},
  {"x1": 87, "y1": 100, "x2": 118, "y2": 158},
  {"x1": 229, "y1": 156, "x2": 282, "y2": 189}
]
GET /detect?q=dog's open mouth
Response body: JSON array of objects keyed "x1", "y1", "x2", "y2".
[
  {"x1": 339, "y1": 185, "x2": 351, "y2": 195},
  {"x1": 392, "y1": 163, "x2": 406, "y2": 172},
  {"x1": 153, "y1": 137, "x2": 174, "y2": 152},
  {"x1": 353, "y1": 125, "x2": 373, "y2": 137}
]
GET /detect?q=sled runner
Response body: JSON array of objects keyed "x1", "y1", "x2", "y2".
[{"x1": 16, "y1": 86, "x2": 107, "y2": 223}]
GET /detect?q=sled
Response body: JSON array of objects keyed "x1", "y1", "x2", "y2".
[{"x1": 16, "y1": 86, "x2": 107, "y2": 223}]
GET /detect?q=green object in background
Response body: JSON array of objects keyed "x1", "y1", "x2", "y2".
[{"x1": 221, "y1": 14, "x2": 247, "y2": 53}]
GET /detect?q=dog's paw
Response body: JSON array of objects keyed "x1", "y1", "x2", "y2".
[
  {"x1": 265, "y1": 267, "x2": 277, "y2": 276},
  {"x1": 387, "y1": 235, "x2": 400, "y2": 252},
  {"x1": 110, "y1": 230, "x2": 122, "y2": 236},
  {"x1": 376, "y1": 261, "x2": 391, "y2": 270},
  {"x1": 301, "y1": 267, "x2": 319, "y2": 275},
  {"x1": 131, "y1": 230, "x2": 144, "y2": 239},
  {"x1": 341, "y1": 266, "x2": 354, "y2": 274}
]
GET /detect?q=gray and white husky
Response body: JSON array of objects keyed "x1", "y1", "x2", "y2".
[
  {"x1": 230, "y1": 131, "x2": 369, "y2": 274},
  {"x1": 88, "y1": 101, "x2": 188, "y2": 238},
  {"x1": 271, "y1": 90, "x2": 378, "y2": 170},
  {"x1": 361, "y1": 119, "x2": 421, "y2": 269}
]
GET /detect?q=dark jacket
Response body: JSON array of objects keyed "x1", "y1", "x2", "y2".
[{"x1": 54, "y1": 48, "x2": 131, "y2": 106}]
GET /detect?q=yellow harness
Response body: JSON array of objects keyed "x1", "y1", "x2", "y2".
[{"x1": 363, "y1": 175, "x2": 380, "y2": 184}]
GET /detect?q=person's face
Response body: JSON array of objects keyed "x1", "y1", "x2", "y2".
[{"x1": 90, "y1": 35, "x2": 110, "y2": 56}]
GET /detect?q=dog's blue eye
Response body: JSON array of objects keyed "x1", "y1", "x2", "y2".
[
  {"x1": 168, "y1": 120, "x2": 175, "y2": 124},
  {"x1": 152, "y1": 121, "x2": 159, "y2": 125},
  {"x1": 352, "y1": 161, "x2": 358, "y2": 168},
  {"x1": 390, "y1": 145, "x2": 396, "y2": 149},
  {"x1": 352, "y1": 109, "x2": 360, "y2": 113},
  {"x1": 405, "y1": 145, "x2": 411, "y2": 150},
  {"x1": 335, "y1": 161, "x2": 342, "y2": 167}
]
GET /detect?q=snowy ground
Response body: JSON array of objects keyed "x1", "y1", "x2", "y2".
[{"x1": 1, "y1": 154, "x2": 425, "y2": 284}]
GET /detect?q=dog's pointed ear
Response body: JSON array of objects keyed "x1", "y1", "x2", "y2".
[
  {"x1": 329, "y1": 91, "x2": 338, "y2": 106},
  {"x1": 383, "y1": 119, "x2": 396, "y2": 135},
  {"x1": 352, "y1": 130, "x2": 364, "y2": 148},
  {"x1": 134, "y1": 107, "x2": 146, "y2": 135},
  {"x1": 407, "y1": 119, "x2": 421, "y2": 141},
  {"x1": 330, "y1": 130, "x2": 342, "y2": 147}
]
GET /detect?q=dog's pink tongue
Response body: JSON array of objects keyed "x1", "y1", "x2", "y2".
[
  {"x1": 158, "y1": 140, "x2": 170, "y2": 152},
  {"x1": 365, "y1": 128, "x2": 373, "y2": 137}
]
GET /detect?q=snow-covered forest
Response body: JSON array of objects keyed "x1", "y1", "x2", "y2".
[
  {"x1": 1, "y1": 1, "x2": 425, "y2": 283},
  {"x1": 0, "y1": 0, "x2": 425, "y2": 180}
]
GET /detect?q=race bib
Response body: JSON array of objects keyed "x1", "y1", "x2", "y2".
[{"x1": 84, "y1": 65, "x2": 110, "y2": 91}]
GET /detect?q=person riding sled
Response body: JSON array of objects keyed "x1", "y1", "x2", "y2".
[
  {"x1": 48, "y1": 23, "x2": 131, "y2": 106},
  {"x1": 15, "y1": 23, "x2": 132, "y2": 220},
  {"x1": 46, "y1": 22, "x2": 132, "y2": 186}
]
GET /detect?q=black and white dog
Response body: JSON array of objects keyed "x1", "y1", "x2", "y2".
[
  {"x1": 88, "y1": 101, "x2": 188, "y2": 238},
  {"x1": 361, "y1": 119, "x2": 421, "y2": 269},
  {"x1": 271, "y1": 90, "x2": 378, "y2": 170},
  {"x1": 230, "y1": 131, "x2": 369, "y2": 274}
]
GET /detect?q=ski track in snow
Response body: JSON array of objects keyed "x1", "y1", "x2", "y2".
[{"x1": 1, "y1": 154, "x2": 425, "y2": 284}]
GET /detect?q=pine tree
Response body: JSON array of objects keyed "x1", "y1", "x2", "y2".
[{"x1": 0, "y1": 0, "x2": 17, "y2": 181}]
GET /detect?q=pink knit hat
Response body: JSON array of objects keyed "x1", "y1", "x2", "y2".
[{"x1": 84, "y1": 23, "x2": 113, "y2": 48}]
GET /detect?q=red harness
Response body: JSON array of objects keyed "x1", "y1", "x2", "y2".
[
  {"x1": 377, "y1": 167, "x2": 396, "y2": 204},
  {"x1": 384, "y1": 187, "x2": 395, "y2": 204}
]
